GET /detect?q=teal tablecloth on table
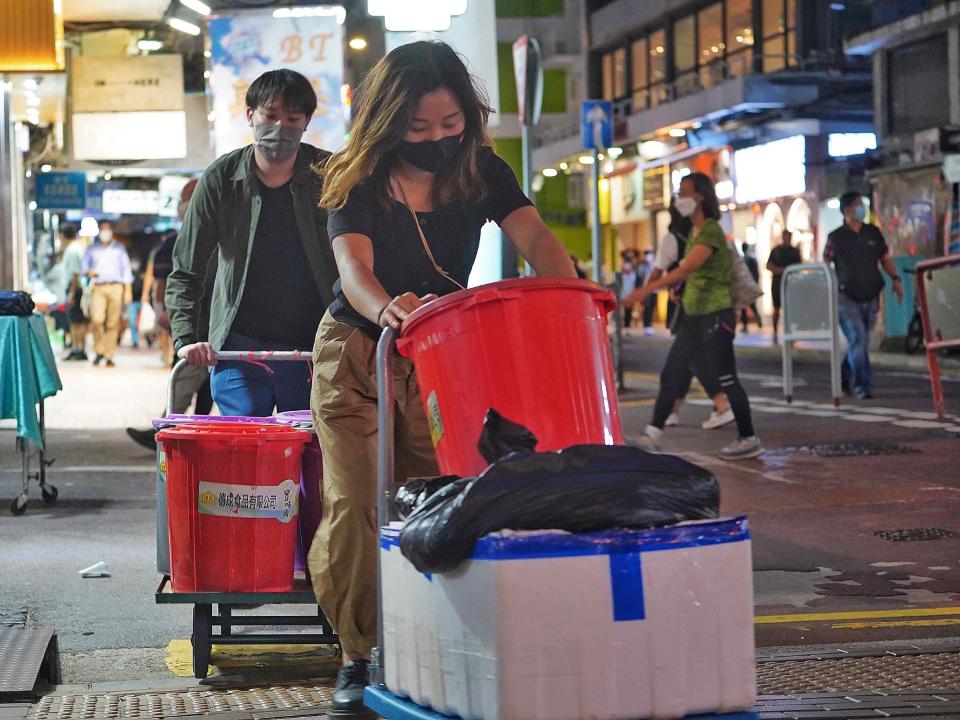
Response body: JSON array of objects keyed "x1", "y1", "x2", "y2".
[{"x1": 0, "y1": 314, "x2": 62, "y2": 449}]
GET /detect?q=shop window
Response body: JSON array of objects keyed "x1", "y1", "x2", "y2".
[
  {"x1": 762, "y1": 0, "x2": 785, "y2": 38},
  {"x1": 602, "y1": 52, "x2": 614, "y2": 100},
  {"x1": 888, "y1": 35, "x2": 950, "y2": 135},
  {"x1": 673, "y1": 14, "x2": 697, "y2": 94},
  {"x1": 726, "y1": 0, "x2": 753, "y2": 77},
  {"x1": 763, "y1": 35, "x2": 785, "y2": 73},
  {"x1": 649, "y1": 29, "x2": 667, "y2": 106},
  {"x1": 613, "y1": 46, "x2": 627, "y2": 99},
  {"x1": 698, "y1": 3, "x2": 724, "y2": 88},
  {"x1": 631, "y1": 37, "x2": 649, "y2": 110},
  {"x1": 673, "y1": 15, "x2": 696, "y2": 74}
]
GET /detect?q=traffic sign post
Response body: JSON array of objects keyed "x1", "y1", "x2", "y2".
[
  {"x1": 582, "y1": 100, "x2": 612, "y2": 283},
  {"x1": 511, "y1": 35, "x2": 543, "y2": 278}
]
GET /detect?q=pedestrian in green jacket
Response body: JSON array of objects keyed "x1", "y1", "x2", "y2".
[{"x1": 166, "y1": 69, "x2": 339, "y2": 416}]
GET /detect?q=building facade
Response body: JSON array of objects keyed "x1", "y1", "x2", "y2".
[{"x1": 534, "y1": 0, "x2": 880, "y2": 317}]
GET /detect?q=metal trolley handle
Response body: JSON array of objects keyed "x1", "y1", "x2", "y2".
[
  {"x1": 166, "y1": 350, "x2": 313, "y2": 415},
  {"x1": 372, "y1": 326, "x2": 398, "y2": 686}
]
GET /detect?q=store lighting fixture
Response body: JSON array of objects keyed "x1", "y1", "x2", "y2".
[
  {"x1": 715, "y1": 179, "x2": 734, "y2": 200},
  {"x1": 668, "y1": 127, "x2": 686, "y2": 138},
  {"x1": 607, "y1": 147, "x2": 623, "y2": 158},
  {"x1": 25, "y1": 170, "x2": 32, "y2": 178},
  {"x1": 559, "y1": 161, "x2": 568, "y2": 170},
  {"x1": 204, "y1": 70, "x2": 211, "y2": 78},
  {"x1": 348, "y1": 37, "x2": 368, "y2": 50},
  {"x1": 167, "y1": 17, "x2": 201, "y2": 36},
  {"x1": 367, "y1": 0, "x2": 466, "y2": 32},
  {"x1": 104, "y1": 172, "x2": 112, "y2": 180},
  {"x1": 274, "y1": 6, "x2": 346, "y2": 24},
  {"x1": 179, "y1": 0, "x2": 211, "y2": 16},
  {"x1": 22, "y1": 78, "x2": 39, "y2": 91},
  {"x1": 204, "y1": 50, "x2": 211, "y2": 58},
  {"x1": 578, "y1": 155, "x2": 594, "y2": 164},
  {"x1": 29, "y1": 201, "x2": 38, "y2": 211},
  {"x1": 542, "y1": 168, "x2": 558, "y2": 177},
  {"x1": 40, "y1": 164, "x2": 52, "y2": 172},
  {"x1": 138, "y1": 39, "x2": 164, "y2": 51},
  {"x1": 826, "y1": 198, "x2": 840, "y2": 209}
]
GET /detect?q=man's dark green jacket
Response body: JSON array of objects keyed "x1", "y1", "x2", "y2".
[{"x1": 166, "y1": 143, "x2": 338, "y2": 350}]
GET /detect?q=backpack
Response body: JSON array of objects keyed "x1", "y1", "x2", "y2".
[
  {"x1": 726, "y1": 240, "x2": 762, "y2": 309},
  {"x1": 0, "y1": 290, "x2": 35, "y2": 316}
]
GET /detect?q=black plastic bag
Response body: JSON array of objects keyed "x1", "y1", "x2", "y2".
[
  {"x1": 0, "y1": 291, "x2": 35, "y2": 317},
  {"x1": 399, "y1": 444, "x2": 719, "y2": 573},
  {"x1": 477, "y1": 408, "x2": 538, "y2": 464},
  {"x1": 394, "y1": 475, "x2": 460, "y2": 519}
]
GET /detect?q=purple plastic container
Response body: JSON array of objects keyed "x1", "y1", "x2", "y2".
[
  {"x1": 152, "y1": 414, "x2": 277, "y2": 428},
  {"x1": 276, "y1": 410, "x2": 322, "y2": 575}
]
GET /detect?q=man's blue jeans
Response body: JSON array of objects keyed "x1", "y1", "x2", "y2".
[
  {"x1": 838, "y1": 295, "x2": 878, "y2": 394},
  {"x1": 210, "y1": 332, "x2": 312, "y2": 416}
]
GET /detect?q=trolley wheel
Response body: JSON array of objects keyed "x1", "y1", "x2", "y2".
[
  {"x1": 192, "y1": 604, "x2": 213, "y2": 679},
  {"x1": 10, "y1": 495, "x2": 28, "y2": 515},
  {"x1": 41, "y1": 485, "x2": 59, "y2": 503}
]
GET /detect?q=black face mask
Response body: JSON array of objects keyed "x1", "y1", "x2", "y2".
[{"x1": 397, "y1": 133, "x2": 463, "y2": 173}]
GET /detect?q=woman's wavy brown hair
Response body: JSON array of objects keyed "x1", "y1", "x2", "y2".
[{"x1": 318, "y1": 41, "x2": 493, "y2": 210}]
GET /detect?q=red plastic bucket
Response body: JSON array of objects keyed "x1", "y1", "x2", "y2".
[
  {"x1": 396, "y1": 278, "x2": 622, "y2": 477},
  {"x1": 157, "y1": 423, "x2": 311, "y2": 592}
]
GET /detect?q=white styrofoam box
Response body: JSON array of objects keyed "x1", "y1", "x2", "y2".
[{"x1": 380, "y1": 517, "x2": 755, "y2": 720}]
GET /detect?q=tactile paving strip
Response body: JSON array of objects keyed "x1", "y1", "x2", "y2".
[
  {"x1": 757, "y1": 652, "x2": 960, "y2": 694},
  {"x1": 30, "y1": 686, "x2": 332, "y2": 720}
]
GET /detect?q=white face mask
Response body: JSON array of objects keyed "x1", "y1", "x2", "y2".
[
  {"x1": 675, "y1": 196, "x2": 697, "y2": 217},
  {"x1": 99, "y1": 229, "x2": 113, "y2": 242}
]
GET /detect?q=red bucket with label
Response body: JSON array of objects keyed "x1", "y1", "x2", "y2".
[
  {"x1": 396, "y1": 278, "x2": 622, "y2": 477},
  {"x1": 157, "y1": 423, "x2": 311, "y2": 592}
]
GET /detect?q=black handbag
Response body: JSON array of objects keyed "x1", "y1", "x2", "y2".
[{"x1": 0, "y1": 290, "x2": 36, "y2": 316}]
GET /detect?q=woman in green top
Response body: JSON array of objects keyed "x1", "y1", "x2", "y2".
[{"x1": 626, "y1": 172, "x2": 762, "y2": 460}]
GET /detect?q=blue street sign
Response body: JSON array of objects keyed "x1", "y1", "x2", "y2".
[
  {"x1": 35, "y1": 172, "x2": 87, "y2": 211},
  {"x1": 581, "y1": 100, "x2": 613, "y2": 151}
]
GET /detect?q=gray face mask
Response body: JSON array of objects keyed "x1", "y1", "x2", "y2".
[{"x1": 254, "y1": 122, "x2": 304, "y2": 163}]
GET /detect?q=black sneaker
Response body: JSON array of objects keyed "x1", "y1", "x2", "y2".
[
  {"x1": 329, "y1": 660, "x2": 376, "y2": 718},
  {"x1": 105, "y1": 359, "x2": 116, "y2": 368},
  {"x1": 93, "y1": 354, "x2": 104, "y2": 366},
  {"x1": 126, "y1": 427, "x2": 157, "y2": 451}
]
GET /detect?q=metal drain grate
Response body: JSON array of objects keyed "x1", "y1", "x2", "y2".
[
  {"x1": 30, "y1": 685, "x2": 332, "y2": 720},
  {"x1": 873, "y1": 528, "x2": 958, "y2": 542},
  {"x1": 0, "y1": 628, "x2": 59, "y2": 700},
  {"x1": 757, "y1": 652, "x2": 960, "y2": 694},
  {"x1": 768, "y1": 442, "x2": 921, "y2": 458}
]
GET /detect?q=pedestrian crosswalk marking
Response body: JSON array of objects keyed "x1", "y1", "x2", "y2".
[
  {"x1": 842, "y1": 414, "x2": 898, "y2": 422},
  {"x1": 893, "y1": 420, "x2": 957, "y2": 429}
]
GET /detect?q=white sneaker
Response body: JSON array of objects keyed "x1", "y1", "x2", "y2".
[
  {"x1": 702, "y1": 408, "x2": 735, "y2": 429},
  {"x1": 643, "y1": 327, "x2": 656, "y2": 336},
  {"x1": 718, "y1": 436, "x2": 764, "y2": 460},
  {"x1": 635, "y1": 425, "x2": 663, "y2": 452},
  {"x1": 665, "y1": 412, "x2": 679, "y2": 427}
]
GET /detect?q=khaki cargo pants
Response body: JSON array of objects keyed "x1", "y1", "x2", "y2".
[
  {"x1": 307, "y1": 311, "x2": 438, "y2": 657},
  {"x1": 90, "y1": 283, "x2": 124, "y2": 360}
]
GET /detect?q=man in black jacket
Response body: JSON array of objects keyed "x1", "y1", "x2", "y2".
[{"x1": 824, "y1": 191, "x2": 904, "y2": 399}]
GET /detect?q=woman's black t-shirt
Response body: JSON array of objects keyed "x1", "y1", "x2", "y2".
[{"x1": 326, "y1": 147, "x2": 532, "y2": 338}]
